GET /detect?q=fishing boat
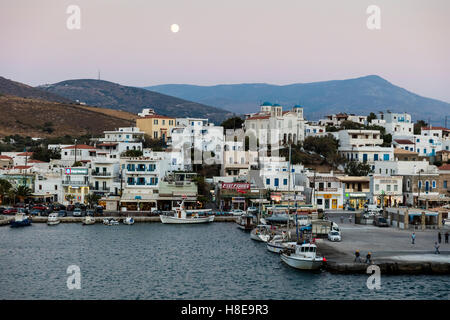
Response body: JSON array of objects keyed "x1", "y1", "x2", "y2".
[
  {"x1": 250, "y1": 224, "x2": 272, "y2": 242},
  {"x1": 265, "y1": 212, "x2": 292, "y2": 224},
  {"x1": 10, "y1": 213, "x2": 32, "y2": 228},
  {"x1": 103, "y1": 218, "x2": 119, "y2": 226},
  {"x1": 236, "y1": 213, "x2": 256, "y2": 231},
  {"x1": 160, "y1": 200, "x2": 214, "y2": 224},
  {"x1": 266, "y1": 234, "x2": 297, "y2": 253},
  {"x1": 83, "y1": 216, "x2": 95, "y2": 225},
  {"x1": 280, "y1": 243, "x2": 325, "y2": 270},
  {"x1": 47, "y1": 212, "x2": 60, "y2": 226},
  {"x1": 123, "y1": 217, "x2": 135, "y2": 225}
]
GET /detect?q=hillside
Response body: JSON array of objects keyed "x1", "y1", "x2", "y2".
[
  {"x1": 145, "y1": 75, "x2": 450, "y2": 121},
  {"x1": 0, "y1": 95, "x2": 134, "y2": 137},
  {"x1": 0, "y1": 76, "x2": 72, "y2": 104},
  {"x1": 39, "y1": 79, "x2": 234, "y2": 124}
]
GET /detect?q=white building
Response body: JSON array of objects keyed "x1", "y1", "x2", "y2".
[
  {"x1": 98, "y1": 127, "x2": 144, "y2": 156},
  {"x1": 62, "y1": 166, "x2": 90, "y2": 204},
  {"x1": 119, "y1": 156, "x2": 170, "y2": 210},
  {"x1": 372, "y1": 112, "x2": 414, "y2": 138},
  {"x1": 259, "y1": 156, "x2": 305, "y2": 192},
  {"x1": 318, "y1": 113, "x2": 367, "y2": 127},
  {"x1": 169, "y1": 120, "x2": 224, "y2": 165},
  {"x1": 338, "y1": 129, "x2": 393, "y2": 166},
  {"x1": 412, "y1": 135, "x2": 442, "y2": 157},
  {"x1": 305, "y1": 123, "x2": 326, "y2": 137},
  {"x1": 90, "y1": 159, "x2": 121, "y2": 196},
  {"x1": 308, "y1": 173, "x2": 344, "y2": 210},
  {"x1": 369, "y1": 175, "x2": 403, "y2": 207},
  {"x1": 244, "y1": 102, "x2": 305, "y2": 145}
]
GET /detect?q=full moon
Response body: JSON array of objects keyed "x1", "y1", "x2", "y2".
[{"x1": 170, "y1": 24, "x2": 180, "y2": 33}]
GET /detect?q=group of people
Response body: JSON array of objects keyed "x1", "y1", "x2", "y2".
[
  {"x1": 411, "y1": 231, "x2": 449, "y2": 254},
  {"x1": 354, "y1": 250, "x2": 372, "y2": 264}
]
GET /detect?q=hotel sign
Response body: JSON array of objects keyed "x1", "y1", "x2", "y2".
[
  {"x1": 65, "y1": 168, "x2": 88, "y2": 175},
  {"x1": 221, "y1": 182, "x2": 250, "y2": 190}
]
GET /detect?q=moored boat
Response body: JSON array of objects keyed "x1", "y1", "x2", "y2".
[
  {"x1": 123, "y1": 217, "x2": 135, "y2": 225},
  {"x1": 266, "y1": 234, "x2": 297, "y2": 253},
  {"x1": 83, "y1": 216, "x2": 95, "y2": 225},
  {"x1": 236, "y1": 213, "x2": 256, "y2": 231},
  {"x1": 250, "y1": 224, "x2": 272, "y2": 242},
  {"x1": 280, "y1": 243, "x2": 325, "y2": 270},
  {"x1": 47, "y1": 213, "x2": 60, "y2": 226},
  {"x1": 160, "y1": 200, "x2": 214, "y2": 224},
  {"x1": 103, "y1": 218, "x2": 119, "y2": 225},
  {"x1": 10, "y1": 213, "x2": 32, "y2": 228}
]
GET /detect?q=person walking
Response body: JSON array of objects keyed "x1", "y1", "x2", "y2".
[
  {"x1": 438, "y1": 232, "x2": 442, "y2": 244},
  {"x1": 445, "y1": 231, "x2": 449, "y2": 244},
  {"x1": 340, "y1": 215, "x2": 344, "y2": 223},
  {"x1": 411, "y1": 232, "x2": 416, "y2": 245},
  {"x1": 434, "y1": 242, "x2": 440, "y2": 254}
]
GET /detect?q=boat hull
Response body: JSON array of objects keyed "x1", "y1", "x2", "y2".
[
  {"x1": 10, "y1": 219, "x2": 31, "y2": 228},
  {"x1": 250, "y1": 231, "x2": 270, "y2": 242},
  {"x1": 47, "y1": 220, "x2": 60, "y2": 226},
  {"x1": 266, "y1": 241, "x2": 296, "y2": 253},
  {"x1": 280, "y1": 253, "x2": 323, "y2": 270},
  {"x1": 160, "y1": 215, "x2": 214, "y2": 224}
]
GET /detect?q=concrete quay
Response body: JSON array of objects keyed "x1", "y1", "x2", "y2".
[
  {"x1": 0, "y1": 215, "x2": 237, "y2": 225},
  {"x1": 316, "y1": 221, "x2": 450, "y2": 274}
]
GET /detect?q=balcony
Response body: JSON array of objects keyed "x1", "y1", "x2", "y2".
[
  {"x1": 63, "y1": 180, "x2": 89, "y2": 186},
  {"x1": 92, "y1": 171, "x2": 112, "y2": 177},
  {"x1": 90, "y1": 186, "x2": 110, "y2": 192}
]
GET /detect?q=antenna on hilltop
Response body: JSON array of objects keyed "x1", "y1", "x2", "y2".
[{"x1": 98, "y1": 69, "x2": 101, "y2": 81}]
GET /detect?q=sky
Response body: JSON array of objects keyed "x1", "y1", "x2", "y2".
[{"x1": 1, "y1": 0, "x2": 449, "y2": 102}]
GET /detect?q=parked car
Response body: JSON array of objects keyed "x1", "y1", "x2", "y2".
[
  {"x1": 66, "y1": 205, "x2": 75, "y2": 212},
  {"x1": 57, "y1": 210, "x2": 67, "y2": 217},
  {"x1": 3, "y1": 208, "x2": 18, "y2": 215},
  {"x1": 86, "y1": 209, "x2": 95, "y2": 216},
  {"x1": 230, "y1": 209, "x2": 245, "y2": 216},
  {"x1": 73, "y1": 208, "x2": 82, "y2": 217},
  {"x1": 364, "y1": 204, "x2": 383, "y2": 214},
  {"x1": 32, "y1": 205, "x2": 48, "y2": 211},
  {"x1": 328, "y1": 230, "x2": 342, "y2": 242},
  {"x1": 30, "y1": 209, "x2": 42, "y2": 216},
  {"x1": 0, "y1": 207, "x2": 6, "y2": 214},
  {"x1": 95, "y1": 206, "x2": 104, "y2": 215},
  {"x1": 373, "y1": 216, "x2": 389, "y2": 227}
]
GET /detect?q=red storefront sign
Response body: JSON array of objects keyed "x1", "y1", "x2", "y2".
[{"x1": 221, "y1": 182, "x2": 250, "y2": 190}]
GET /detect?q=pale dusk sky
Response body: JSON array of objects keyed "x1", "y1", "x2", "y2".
[{"x1": 1, "y1": 0, "x2": 449, "y2": 102}]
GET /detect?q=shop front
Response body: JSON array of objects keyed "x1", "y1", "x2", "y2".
[{"x1": 344, "y1": 192, "x2": 369, "y2": 210}]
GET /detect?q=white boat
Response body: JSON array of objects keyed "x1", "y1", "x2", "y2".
[
  {"x1": 103, "y1": 218, "x2": 119, "y2": 225},
  {"x1": 280, "y1": 243, "x2": 325, "y2": 270},
  {"x1": 123, "y1": 217, "x2": 135, "y2": 225},
  {"x1": 47, "y1": 213, "x2": 60, "y2": 226},
  {"x1": 160, "y1": 200, "x2": 214, "y2": 224},
  {"x1": 83, "y1": 216, "x2": 95, "y2": 225},
  {"x1": 266, "y1": 234, "x2": 296, "y2": 253},
  {"x1": 250, "y1": 224, "x2": 272, "y2": 242}
]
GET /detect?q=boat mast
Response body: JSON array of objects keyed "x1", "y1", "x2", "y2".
[{"x1": 287, "y1": 143, "x2": 291, "y2": 238}]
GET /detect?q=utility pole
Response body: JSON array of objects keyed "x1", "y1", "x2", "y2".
[
  {"x1": 74, "y1": 139, "x2": 78, "y2": 165},
  {"x1": 287, "y1": 143, "x2": 291, "y2": 235}
]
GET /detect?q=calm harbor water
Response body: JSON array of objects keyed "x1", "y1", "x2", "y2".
[{"x1": 0, "y1": 222, "x2": 448, "y2": 300}]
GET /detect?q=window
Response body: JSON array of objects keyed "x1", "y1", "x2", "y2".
[
  {"x1": 374, "y1": 154, "x2": 379, "y2": 161},
  {"x1": 394, "y1": 184, "x2": 398, "y2": 191},
  {"x1": 444, "y1": 181, "x2": 448, "y2": 189},
  {"x1": 383, "y1": 154, "x2": 390, "y2": 161},
  {"x1": 387, "y1": 185, "x2": 391, "y2": 192},
  {"x1": 266, "y1": 178, "x2": 270, "y2": 185},
  {"x1": 153, "y1": 131, "x2": 158, "y2": 139},
  {"x1": 154, "y1": 119, "x2": 158, "y2": 125},
  {"x1": 283, "y1": 179, "x2": 287, "y2": 185},
  {"x1": 375, "y1": 184, "x2": 379, "y2": 191},
  {"x1": 432, "y1": 180, "x2": 436, "y2": 189},
  {"x1": 317, "y1": 199, "x2": 323, "y2": 205},
  {"x1": 162, "y1": 120, "x2": 165, "y2": 125}
]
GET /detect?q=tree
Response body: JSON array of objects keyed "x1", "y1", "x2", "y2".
[
  {"x1": 13, "y1": 185, "x2": 32, "y2": 203},
  {"x1": 141, "y1": 135, "x2": 166, "y2": 151},
  {"x1": 31, "y1": 147, "x2": 61, "y2": 162},
  {"x1": 367, "y1": 112, "x2": 377, "y2": 123},
  {"x1": 303, "y1": 135, "x2": 344, "y2": 167},
  {"x1": 0, "y1": 179, "x2": 12, "y2": 204},
  {"x1": 414, "y1": 120, "x2": 428, "y2": 135},
  {"x1": 85, "y1": 193, "x2": 101, "y2": 208},
  {"x1": 121, "y1": 149, "x2": 143, "y2": 157},
  {"x1": 221, "y1": 116, "x2": 244, "y2": 130},
  {"x1": 344, "y1": 161, "x2": 373, "y2": 176}
]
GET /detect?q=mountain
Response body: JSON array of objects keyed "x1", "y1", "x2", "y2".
[
  {"x1": 39, "y1": 79, "x2": 234, "y2": 124},
  {"x1": 0, "y1": 76, "x2": 72, "y2": 104},
  {"x1": 144, "y1": 75, "x2": 450, "y2": 122},
  {"x1": 0, "y1": 94, "x2": 135, "y2": 137}
]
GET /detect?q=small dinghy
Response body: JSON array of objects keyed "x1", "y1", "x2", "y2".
[
  {"x1": 103, "y1": 218, "x2": 119, "y2": 226},
  {"x1": 123, "y1": 217, "x2": 135, "y2": 225},
  {"x1": 47, "y1": 213, "x2": 60, "y2": 226}
]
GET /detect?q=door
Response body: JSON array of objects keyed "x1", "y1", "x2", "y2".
[
  {"x1": 325, "y1": 199, "x2": 330, "y2": 209},
  {"x1": 332, "y1": 199, "x2": 337, "y2": 209}
]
